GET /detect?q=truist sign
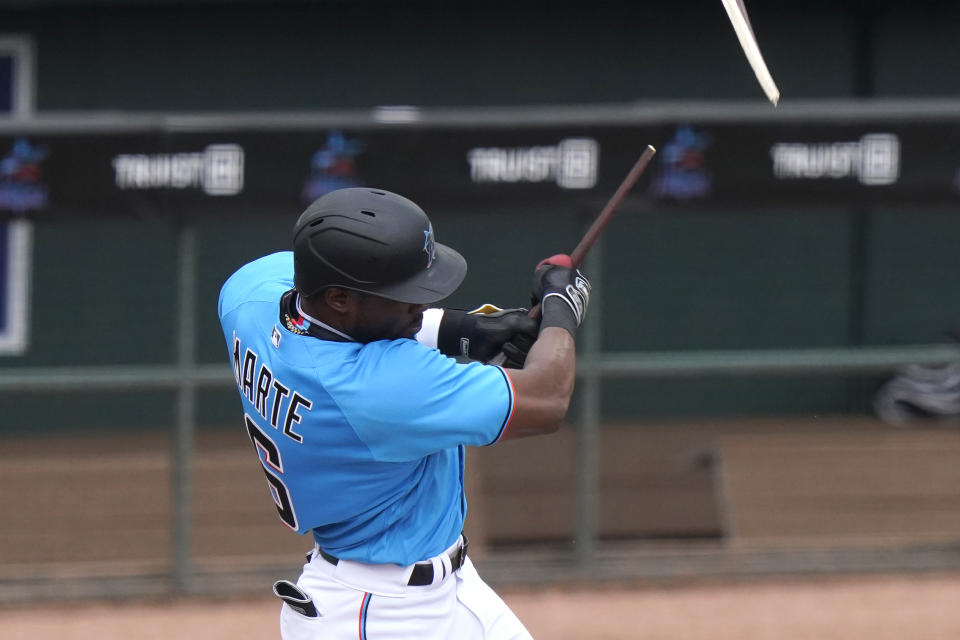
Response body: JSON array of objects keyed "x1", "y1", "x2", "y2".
[
  {"x1": 770, "y1": 134, "x2": 900, "y2": 186},
  {"x1": 112, "y1": 144, "x2": 245, "y2": 195},
  {"x1": 466, "y1": 138, "x2": 598, "y2": 189}
]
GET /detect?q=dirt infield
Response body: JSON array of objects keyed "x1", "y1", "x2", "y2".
[{"x1": 4, "y1": 571, "x2": 960, "y2": 640}]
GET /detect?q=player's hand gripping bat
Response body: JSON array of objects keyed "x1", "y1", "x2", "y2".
[{"x1": 487, "y1": 145, "x2": 657, "y2": 366}]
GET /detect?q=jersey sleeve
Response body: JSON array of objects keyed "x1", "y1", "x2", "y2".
[{"x1": 323, "y1": 340, "x2": 514, "y2": 462}]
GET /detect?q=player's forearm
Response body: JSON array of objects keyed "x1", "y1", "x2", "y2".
[
  {"x1": 500, "y1": 327, "x2": 576, "y2": 439},
  {"x1": 525, "y1": 327, "x2": 576, "y2": 398},
  {"x1": 499, "y1": 257, "x2": 589, "y2": 439}
]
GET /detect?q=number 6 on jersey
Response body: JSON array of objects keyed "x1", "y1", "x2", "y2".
[{"x1": 245, "y1": 414, "x2": 299, "y2": 530}]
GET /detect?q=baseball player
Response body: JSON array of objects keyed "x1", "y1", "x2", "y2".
[{"x1": 217, "y1": 187, "x2": 590, "y2": 639}]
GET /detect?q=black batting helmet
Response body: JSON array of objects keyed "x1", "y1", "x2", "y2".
[{"x1": 293, "y1": 188, "x2": 467, "y2": 304}]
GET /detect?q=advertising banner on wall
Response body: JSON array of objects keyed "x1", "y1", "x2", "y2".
[{"x1": 1, "y1": 120, "x2": 960, "y2": 222}]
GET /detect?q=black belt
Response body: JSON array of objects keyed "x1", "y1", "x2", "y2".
[{"x1": 317, "y1": 535, "x2": 469, "y2": 587}]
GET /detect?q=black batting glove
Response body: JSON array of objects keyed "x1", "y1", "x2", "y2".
[
  {"x1": 531, "y1": 254, "x2": 591, "y2": 337},
  {"x1": 437, "y1": 305, "x2": 540, "y2": 368}
]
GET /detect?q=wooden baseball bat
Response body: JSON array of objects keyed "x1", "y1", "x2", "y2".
[
  {"x1": 488, "y1": 144, "x2": 657, "y2": 366},
  {"x1": 720, "y1": 0, "x2": 780, "y2": 105},
  {"x1": 569, "y1": 144, "x2": 658, "y2": 268}
]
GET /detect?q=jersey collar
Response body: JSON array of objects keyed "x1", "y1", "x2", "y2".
[{"x1": 279, "y1": 290, "x2": 356, "y2": 343}]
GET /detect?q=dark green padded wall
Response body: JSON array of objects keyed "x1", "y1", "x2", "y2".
[
  {"x1": 20, "y1": 219, "x2": 177, "y2": 366},
  {"x1": 0, "y1": 3, "x2": 863, "y2": 111},
  {"x1": 873, "y1": 6, "x2": 960, "y2": 96},
  {"x1": 864, "y1": 209, "x2": 960, "y2": 343},
  {"x1": 602, "y1": 208, "x2": 856, "y2": 351},
  {"x1": 2, "y1": 219, "x2": 178, "y2": 431},
  {"x1": 600, "y1": 207, "x2": 858, "y2": 418}
]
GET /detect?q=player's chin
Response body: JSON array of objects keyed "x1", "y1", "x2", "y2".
[{"x1": 402, "y1": 318, "x2": 422, "y2": 339}]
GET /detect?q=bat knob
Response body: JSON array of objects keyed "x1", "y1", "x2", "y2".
[{"x1": 536, "y1": 254, "x2": 573, "y2": 269}]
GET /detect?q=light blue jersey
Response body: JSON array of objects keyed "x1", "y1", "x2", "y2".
[{"x1": 217, "y1": 252, "x2": 515, "y2": 566}]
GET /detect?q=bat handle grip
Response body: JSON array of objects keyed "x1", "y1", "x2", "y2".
[
  {"x1": 486, "y1": 303, "x2": 542, "y2": 367},
  {"x1": 487, "y1": 352, "x2": 509, "y2": 366}
]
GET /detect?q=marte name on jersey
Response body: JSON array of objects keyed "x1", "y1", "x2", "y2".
[{"x1": 232, "y1": 332, "x2": 313, "y2": 444}]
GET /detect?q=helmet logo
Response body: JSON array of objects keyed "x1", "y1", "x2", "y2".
[{"x1": 423, "y1": 224, "x2": 437, "y2": 269}]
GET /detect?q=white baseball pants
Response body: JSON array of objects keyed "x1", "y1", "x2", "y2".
[{"x1": 277, "y1": 540, "x2": 534, "y2": 640}]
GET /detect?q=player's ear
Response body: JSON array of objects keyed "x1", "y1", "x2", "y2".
[{"x1": 322, "y1": 287, "x2": 353, "y2": 313}]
